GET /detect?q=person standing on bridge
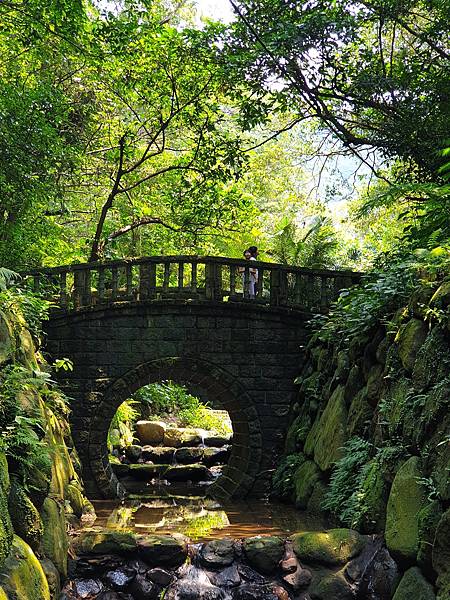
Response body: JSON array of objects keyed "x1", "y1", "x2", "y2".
[{"x1": 239, "y1": 248, "x2": 258, "y2": 299}]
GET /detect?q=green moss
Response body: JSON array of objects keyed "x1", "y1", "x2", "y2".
[
  {"x1": 385, "y1": 456, "x2": 426, "y2": 564},
  {"x1": 309, "y1": 567, "x2": 354, "y2": 600},
  {"x1": 433, "y1": 509, "x2": 450, "y2": 598},
  {"x1": 8, "y1": 479, "x2": 43, "y2": 552},
  {"x1": 0, "y1": 310, "x2": 15, "y2": 366},
  {"x1": 307, "y1": 481, "x2": 328, "y2": 514},
  {"x1": 243, "y1": 536, "x2": 285, "y2": 574},
  {"x1": 347, "y1": 388, "x2": 372, "y2": 436},
  {"x1": 397, "y1": 319, "x2": 428, "y2": 372},
  {"x1": 392, "y1": 567, "x2": 436, "y2": 600},
  {"x1": 356, "y1": 459, "x2": 389, "y2": 533},
  {"x1": 293, "y1": 460, "x2": 321, "y2": 509},
  {"x1": 313, "y1": 385, "x2": 348, "y2": 471},
  {"x1": 291, "y1": 529, "x2": 365, "y2": 566},
  {"x1": 39, "y1": 559, "x2": 60, "y2": 600},
  {"x1": 417, "y1": 501, "x2": 442, "y2": 574},
  {"x1": 0, "y1": 453, "x2": 13, "y2": 568},
  {"x1": 74, "y1": 530, "x2": 137, "y2": 555},
  {"x1": 0, "y1": 535, "x2": 50, "y2": 600},
  {"x1": 412, "y1": 327, "x2": 450, "y2": 392},
  {"x1": 40, "y1": 498, "x2": 68, "y2": 577}
]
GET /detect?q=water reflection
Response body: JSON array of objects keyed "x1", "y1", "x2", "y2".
[{"x1": 90, "y1": 497, "x2": 328, "y2": 542}]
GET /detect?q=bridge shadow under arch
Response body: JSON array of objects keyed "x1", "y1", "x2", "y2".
[{"x1": 90, "y1": 356, "x2": 263, "y2": 500}]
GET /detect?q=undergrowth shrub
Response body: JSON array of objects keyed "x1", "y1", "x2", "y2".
[{"x1": 272, "y1": 454, "x2": 305, "y2": 501}]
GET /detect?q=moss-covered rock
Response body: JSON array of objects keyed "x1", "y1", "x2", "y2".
[
  {"x1": 356, "y1": 459, "x2": 389, "y2": 533},
  {"x1": 309, "y1": 567, "x2": 354, "y2": 600},
  {"x1": 347, "y1": 387, "x2": 372, "y2": 436},
  {"x1": 291, "y1": 529, "x2": 365, "y2": 566},
  {"x1": 412, "y1": 327, "x2": 450, "y2": 392},
  {"x1": 243, "y1": 536, "x2": 285, "y2": 574},
  {"x1": 39, "y1": 559, "x2": 60, "y2": 600},
  {"x1": 65, "y1": 481, "x2": 94, "y2": 519},
  {"x1": 0, "y1": 535, "x2": 50, "y2": 600},
  {"x1": 0, "y1": 453, "x2": 13, "y2": 568},
  {"x1": 432, "y1": 424, "x2": 450, "y2": 503},
  {"x1": 433, "y1": 509, "x2": 450, "y2": 598},
  {"x1": 392, "y1": 567, "x2": 436, "y2": 600},
  {"x1": 285, "y1": 414, "x2": 309, "y2": 453},
  {"x1": 40, "y1": 497, "x2": 68, "y2": 577},
  {"x1": 74, "y1": 530, "x2": 137, "y2": 555},
  {"x1": 306, "y1": 481, "x2": 328, "y2": 514},
  {"x1": 304, "y1": 413, "x2": 321, "y2": 457},
  {"x1": 293, "y1": 460, "x2": 321, "y2": 509},
  {"x1": 0, "y1": 311, "x2": 15, "y2": 365},
  {"x1": 397, "y1": 319, "x2": 428, "y2": 372},
  {"x1": 429, "y1": 279, "x2": 450, "y2": 309},
  {"x1": 313, "y1": 386, "x2": 348, "y2": 471},
  {"x1": 344, "y1": 365, "x2": 365, "y2": 405},
  {"x1": 8, "y1": 479, "x2": 43, "y2": 552},
  {"x1": 137, "y1": 534, "x2": 187, "y2": 567},
  {"x1": 385, "y1": 456, "x2": 426, "y2": 564},
  {"x1": 417, "y1": 501, "x2": 442, "y2": 574}
]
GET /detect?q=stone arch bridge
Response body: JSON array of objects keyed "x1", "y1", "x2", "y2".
[{"x1": 27, "y1": 256, "x2": 361, "y2": 500}]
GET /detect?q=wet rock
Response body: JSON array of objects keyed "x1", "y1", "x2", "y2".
[
  {"x1": 125, "y1": 445, "x2": 142, "y2": 463},
  {"x1": 283, "y1": 567, "x2": 312, "y2": 591},
  {"x1": 204, "y1": 434, "x2": 232, "y2": 447},
  {"x1": 272, "y1": 586, "x2": 290, "y2": 600},
  {"x1": 128, "y1": 464, "x2": 169, "y2": 479},
  {"x1": 74, "y1": 579, "x2": 104, "y2": 598},
  {"x1": 129, "y1": 573, "x2": 161, "y2": 600},
  {"x1": 165, "y1": 565, "x2": 224, "y2": 600},
  {"x1": 164, "y1": 428, "x2": 202, "y2": 448},
  {"x1": 166, "y1": 464, "x2": 211, "y2": 482},
  {"x1": 347, "y1": 539, "x2": 399, "y2": 600},
  {"x1": 200, "y1": 539, "x2": 235, "y2": 568},
  {"x1": 141, "y1": 446, "x2": 175, "y2": 463},
  {"x1": 233, "y1": 584, "x2": 278, "y2": 600},
  {"x1": 147, "y1": 567, "x2": 173, "y2": 586},
  {"x1": 174, "y1": 447, "x2": 204, "y2": 464},
  {"x1": 111, "y1": 463, "x2": 130, "y2": 477},
  {"x1": 293, "y1": 460, "x2": 321, "y2": 509},
  {"x1": 280, "y1": 557, "x2": 298, "y2": 574},
  {"x1": 237, "y1": 563, "x2": 267, "y2": 584},
  {"x1": 291, "y1": 529, "x2": 366, "y2": 566},
  {"x1": 73, "y1": 530, "x2": 137, "y2": 555},
  {"x1": 70, "y1": 554, "x2": 124, "y2": 578},
  {"x1": 137, "y1": 534, "x2": 187, "y2": 567},
  {"x1": 105, "y1": 567, "x2": 136, "y2": 591},
  {"x1": 208, "y1": 564, "x2": 241, "y2": 587},
  {"x1": 135, "y1": 421, "x2": 166, "y2": 445},
  {"x1": 202, "y1": 448, "x2": 230, "y2": 467},
  {"x1": 243, "y1": 536, "x2": 285, "y2": 574},
  {"x1": 392, "y1": 567, "x2": 435, "y2": 600},
  {"x1": 39, "y1": 558, "x2": 61, "y2": 599},
  {"x1": 309, "y1": 568, "x2": 355, "y2": 600}
]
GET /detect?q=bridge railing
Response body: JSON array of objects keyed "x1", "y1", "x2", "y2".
[{"x1": 23, "y1": 256, "x2": 362, "y2": 312}]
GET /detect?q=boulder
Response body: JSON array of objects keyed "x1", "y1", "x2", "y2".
[
  {"x1": 40, "y1": 497, "x2": 69, "y2": 577},
  {"x1": 0, "y1": 454, "x2": 13, "y2": 566},
  {"x1": 135, "y1": 421, "x2": 166, "y2": 445},
  {"x1": 208, "y1": 564, "x2": 241, "y2": 587},
  {"x1": 129, "y1": 573, "x2": 161, "y2": 600},
  {"x1": 347, "y1": 388, "x2": 372, "y2": 436},
  {"x1": 412, "y1": 327, "x2": 450, "y2": 392},
  {"x1": 73, "y1": 530, "x2": 137, "y2": 555},
  {"x1": 396, "y1": 319, "x2": 428, "y2": 372},
  {"x1": 385, "y1": 456, "x2": 426, "y2": 564},
  {"x1": 417, "y1": 501, "x2": 442, "y2": 574},
  {"x1": 203, "y1": 433, "x2": 232, "y2": 447},
  {"x1": 429, "y1": 279, "x2": 450, "y2": 309},
  {"x1": 174, "y1": 447, "x2": 204, "y2": 464},
  {"x1": 128, "y1": 464, "x2": 169, "y2": 479},
  {"x1": 0, "y1": 535, "x2": 50, "y2": 600},
  {"x1": 163, "y1": 427, "x2": 201, "y2": 448},
  {"x1": 313, "y1": 386, "x2": 348, "y2": 471},
  {"x1": 433, "y1": 509, "x2": 450, "y2": 598},
  {"x1": 309, "y1": 568, "x2": 354, "y2": 600},
  {"x1": 39, "y1": 558, "x2": 61, "y2": 600},
  {"x1": 291, "y1": 529, "x2": 366, "y2": 566},
  {"x1": 392, "y1": 567, "x2": 435, "y2": 600},
  {"x1": 293, "y1": 460, "x2": 321, "y2": 509},
  {"x1": 306, "y1": 481, "x2": 328, "y2": 514},
  {"x1": 125, "y1": 444, "x2": 142, "y2": 463},
  {"x1": 8, "y1": 479, "x2": 43, "y2": 552},
  {"x1": 137, "y1": 534, "x2": 187, "y2": 567},
  {"x1": 344, "y1": 365, "x2": 365, "y2": 405},
  {"x1": 165, "y1": 464, "x2": 210, "y2": 482},
  {"x1": 200, "y1": 539, "x2": 235, "y2": 568},
  {"x1": 0, "y1": 311, "x2": 15, "y2": 365},
  {"x1": 202, "y1": 447, "x2": 230, "y2": 467},
  {"x1": 141, "y1": 446, "x2": 175, "y2": 463},
  {"x1": 243, "y1": 536, "x2": 285, "y2": 574},
  {"x1": 105, "y1": 567, "x2": 136, "y2": 591}
]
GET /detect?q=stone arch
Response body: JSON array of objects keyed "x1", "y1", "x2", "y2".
[{"x1": 87, "y1": 356, "x2": 264, "y2": 499}]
